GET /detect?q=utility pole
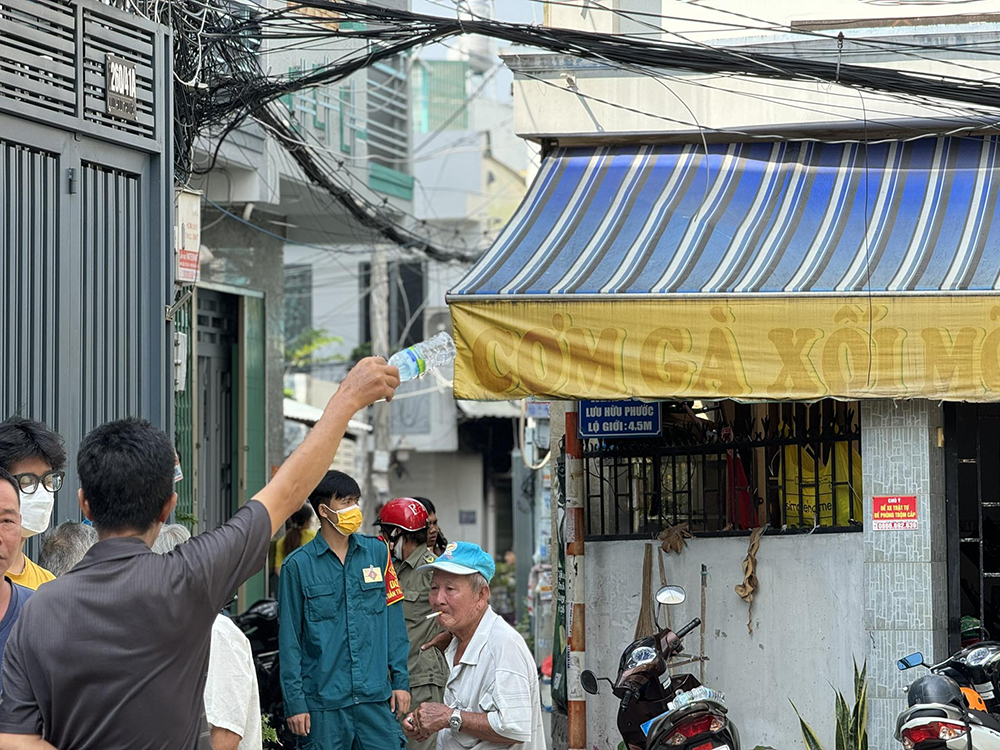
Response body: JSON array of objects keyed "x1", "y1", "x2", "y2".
[{"x1": 367, "y1": 244, "x2": 391, "y2": 520}]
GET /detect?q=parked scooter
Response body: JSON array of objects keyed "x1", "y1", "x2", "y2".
[
  {"x1": 581, "y1": 585, "x2": 740, "y2": 750},
  {"x1": 895, "y1": 673, "x2": 1000, "y2": 750},
  {"x1": 898, "y1": 645, "x2": 1000, "y2": 714},
  {"x1": 895, "y1": 645, "x2": 1000, "y2": 750},
  {"x1": 232, "y1": 598, "x2": 291, "y2": 748}
]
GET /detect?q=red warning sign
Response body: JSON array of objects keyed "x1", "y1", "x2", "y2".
[{"x1": 873, "y1": 495, "x2": 918, "y2": 531}]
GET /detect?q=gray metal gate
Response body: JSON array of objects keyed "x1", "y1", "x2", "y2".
[
  {"x1": 196, "y1": 289, "x2": 238, "y2": 535},
  {"x1": 0, "y1": 0, "x2": 172, "y2": 526}
]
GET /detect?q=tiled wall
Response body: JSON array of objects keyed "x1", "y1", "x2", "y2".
[{"x1": 862, "y1": 400, "x2": 949, "y2": 750}]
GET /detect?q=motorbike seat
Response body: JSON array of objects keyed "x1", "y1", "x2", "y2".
[{"x1": 969, "y1": 709, "x2": 1000, "y2": 732}]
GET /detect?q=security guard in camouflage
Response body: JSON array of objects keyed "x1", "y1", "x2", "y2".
[{"x1": 379, "y1": 498, "x2": 450, "y2": 750}]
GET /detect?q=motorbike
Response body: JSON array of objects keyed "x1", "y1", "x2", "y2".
[
  {"x1": 895, "y1": 644, "x2": 1000, "y2": 750},
  {"x1": 581, "y1": 585, "x2": 740, "y2": 750},
  {"x1": 231, "y1": 598, "x2": 292, "y2": 748}
]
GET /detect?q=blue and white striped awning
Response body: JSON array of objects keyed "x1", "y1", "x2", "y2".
[{"x1": 451, "y1": 137, "x2": 1000, "y2": 297}]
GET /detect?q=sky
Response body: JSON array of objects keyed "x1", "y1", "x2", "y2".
[
  {"x1": 412, "y1": 0, "x2": 538, "y2": 25},
  {"x1": 410, "y1": 0, "x2": 539, "y2": 103}
]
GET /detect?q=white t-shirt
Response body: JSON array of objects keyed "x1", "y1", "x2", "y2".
[
  {"x1": 204, "y1": 614, "x2": 263, "y2": 750},
  {"x1": 437, "y1": 607, "x2": 545, "y2": 750}
]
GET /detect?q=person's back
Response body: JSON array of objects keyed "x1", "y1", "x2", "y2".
[
  {"x1": 273, "y1": 509, "x2": 316, "y2": 573},
  {"x1": 206, "y1": 614, "x2": 262, "y2": 750},
  {"x1": 1, "y1": 509, "x2": 269, "y2": 749}
]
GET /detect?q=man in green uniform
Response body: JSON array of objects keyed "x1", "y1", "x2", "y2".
[
  {"x1": 378, "y1": 497, "x2": 449, "y2": 750},
  {"x1": 279, "y1": 471, "x2": 410, "y2": 749}
]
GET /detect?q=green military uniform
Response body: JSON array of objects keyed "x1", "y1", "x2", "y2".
[{"x1": 397, "y1": 543, "x2": 449, "y2": 750}]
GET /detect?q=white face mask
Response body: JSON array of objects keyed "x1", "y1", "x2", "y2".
[{"x1": 20, "y1": 487, "x2": 55, "y2": 537}]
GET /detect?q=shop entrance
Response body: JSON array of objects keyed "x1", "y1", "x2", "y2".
[{"x1": 945, "y1": 404, "x2": 1000, "y2": 653}]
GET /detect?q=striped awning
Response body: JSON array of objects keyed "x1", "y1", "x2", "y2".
[
  {"x1": 448, "y1": 137, "x2": 1000, "y2": 402},
  {"x1": 452, "y1": 137, "x2": 1000, "y2": 297}
]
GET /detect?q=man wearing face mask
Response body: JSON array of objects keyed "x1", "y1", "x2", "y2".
[
  {"x1": 0, "y1": 417, "x2": 65, "y2": 589},
  {"x1": 279, "y1": 470, "x2": 410, "y2": 749}
]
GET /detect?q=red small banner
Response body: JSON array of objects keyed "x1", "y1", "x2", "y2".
[
  {"x1": 873, "y1": 495, "x2": 918, "y2": 531},
  {"x1": 380, "y1": 538, "x2": 405, "y2": 605}
]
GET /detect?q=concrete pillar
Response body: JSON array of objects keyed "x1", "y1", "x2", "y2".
[{"x1": 862, "y1": 400, "x2": 949, "y2": 750}]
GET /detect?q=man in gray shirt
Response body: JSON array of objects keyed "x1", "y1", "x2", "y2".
[{"x1": 0, "y1": 357, "x2": 399, "y2": 750}]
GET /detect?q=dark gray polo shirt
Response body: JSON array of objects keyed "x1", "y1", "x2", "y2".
[{"x1": 0, "y1": 499, "x2": 271, "y2": 750}]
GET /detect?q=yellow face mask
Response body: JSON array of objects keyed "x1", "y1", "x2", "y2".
[{"x1": 322, "y1": 504, "x2": 363, "y2": 536}]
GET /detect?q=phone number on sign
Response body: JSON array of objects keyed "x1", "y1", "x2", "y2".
[{"x1": 873, "y1": 520, "x2": 918, "y2": 531}]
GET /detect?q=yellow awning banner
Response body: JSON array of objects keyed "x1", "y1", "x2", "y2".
[{"x1": 451, "y1": 296, "x2": 1000, "y2": 401}]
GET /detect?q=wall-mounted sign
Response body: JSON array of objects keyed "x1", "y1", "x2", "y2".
[
  {"x1": 527, "y1": 401, "x2": 550, "y2": 420},
  {"x1": 459, "y1": 510, "x2": 477, "y2": 525},
  {"x1": 873, "y1": 495, "x2": 918, "y2": 531},
  {"x1": 175, "y1": 190, "x2": 202, "y2": 284},
  {"x1": 579, "y1": 399, "x2": 661, "y2": 439},
  {"x1": 106, "y1": 54, "x2": 137, "y2": 121}
]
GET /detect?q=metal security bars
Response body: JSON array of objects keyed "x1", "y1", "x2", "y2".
[{"x1": 583, "y1": 401, "x2": 862, "y2": 540}]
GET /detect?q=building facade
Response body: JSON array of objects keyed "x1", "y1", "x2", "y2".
[
  {"x1": 1, "y1": 0, "x2": 173, "y2": 533},
  {"x1": 282, "y1": 35, "x2": 528, "y2": 555},
  {"x1": 446, "y1": 2, "x2": 1000, "y2": 748}
]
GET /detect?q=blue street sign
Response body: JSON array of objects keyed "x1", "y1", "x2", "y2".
[{"x1": 578, "y1": 400, "x2": 662, "y2": 438}]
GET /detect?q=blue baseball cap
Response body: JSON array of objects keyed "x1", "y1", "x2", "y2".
[{"x1": 426, "y1": 541, "x2": 495, "y2": 583}]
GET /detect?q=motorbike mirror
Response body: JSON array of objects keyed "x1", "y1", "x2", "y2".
[
  {"x1": 581, "y1": 670, "x2": 600, "y2": 695},
  {"x1": 655, "y1": 585, "x2": 687, "y2": 606},
  {"x1": 897, "y1": 652, "x2": 925, "y2": 670}
]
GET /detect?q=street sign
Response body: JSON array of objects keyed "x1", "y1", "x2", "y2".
[
  {"x1": 105, "y1": 55, "x2": 137, "y2": 121},
  {"x1": 872, "y1": 495, "x2": 918, "y2": 531},
  {"x1": 578, "y1": 399, "x2": 661, "y2": 439}
]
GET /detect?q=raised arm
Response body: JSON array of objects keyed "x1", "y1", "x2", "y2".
[{"x1": 255, "y1": 357, "x2": 399, "y2": 535}]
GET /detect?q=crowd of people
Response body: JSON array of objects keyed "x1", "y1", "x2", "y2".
[{"x1": 0, "y1": 358, "x2": 544, "y2": 750}]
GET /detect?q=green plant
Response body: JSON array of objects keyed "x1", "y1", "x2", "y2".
[
  {"x1": 174, "y1": 511, "x2": 198, "y2": 527},
  {"x1": 284, "y1": 328, "x2": 343, "y2": 375},
  {"x1": 261, "y1": 714, "x2": 280, "y2": 747},
  {"x1": 791, "y1": 659, "x2": 868, "y2": 750}
]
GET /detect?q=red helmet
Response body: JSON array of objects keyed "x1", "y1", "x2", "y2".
[{"x1": 379, "y1": 497, "x2": 428, "y2": 532}]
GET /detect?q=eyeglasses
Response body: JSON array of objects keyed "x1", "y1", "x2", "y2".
[{"x1": 12, "y1": 470, "x2": 64, "y2": 494}]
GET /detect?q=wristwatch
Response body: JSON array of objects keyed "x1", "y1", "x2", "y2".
[{"x1": 449, "y1": 708, "x2": 463, "y2": 732}]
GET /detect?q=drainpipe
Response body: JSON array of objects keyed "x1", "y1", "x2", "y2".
[{"x1": 565, "y1": 402, "x2": 586, "y2": 749}]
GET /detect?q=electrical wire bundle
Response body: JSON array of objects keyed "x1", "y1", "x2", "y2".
[
  {"x1": 172, "y1": 0, "x2": 1000, "y2": 262},
  {"x1": 227, "y1": 1, "x2": 1000, "y2": 121}
]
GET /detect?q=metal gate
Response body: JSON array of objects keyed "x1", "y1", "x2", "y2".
[
  {"x1": 196, "y1": 290, "x2": 238, "y2": 534},
  {"x1": 0, "y1": 0, "x2": 171, "y2": 525},
  {"x1": 945, "y1": 403, "x2": 1000, "y2": 653}
]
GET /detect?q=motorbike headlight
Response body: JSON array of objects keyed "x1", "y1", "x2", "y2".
[
  {"x1": 967, "y1": 647, "x2": 990, "y2": 666},
  {"x1": 625, "y1": 646, "x2": 659, "y2": 670}
]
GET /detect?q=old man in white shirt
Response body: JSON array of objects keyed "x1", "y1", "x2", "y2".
[{"x1": 403, "y1": 541, "x2": 545, "y2": 750}]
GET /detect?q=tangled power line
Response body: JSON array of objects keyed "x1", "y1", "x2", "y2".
[{"x1": 168, "y1": 0, "x2": 1000, "y2": 261}]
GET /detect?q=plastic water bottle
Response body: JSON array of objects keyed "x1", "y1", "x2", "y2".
[{"x1": 387, "y1": 332, "x2": 457, "y2": 382}]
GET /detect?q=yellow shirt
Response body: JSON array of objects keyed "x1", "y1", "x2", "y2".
[
  {"x1": 273, "y1": 528, "x2": 317, "y2": 572},
  {"x1": 9, "y1": 555, "x2": 56, "y2": 590}
]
